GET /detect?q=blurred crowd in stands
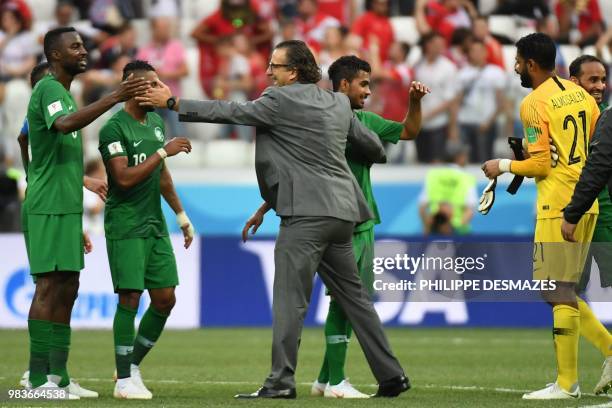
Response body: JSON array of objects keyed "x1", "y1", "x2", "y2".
[{"x1": 0, "y1": 0, "x2": 611, "y2": 170}]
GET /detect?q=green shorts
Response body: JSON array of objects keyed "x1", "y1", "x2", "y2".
[
  {"x1": 107, "y1": 236, "x2": 179, "y2": 292},
  {"x1": 326, "y1": 227, "x2": 375, "y2": 296},
  {"x1": 577, "y1": 225, "x2": 612, "y2": 291},
  {"x1": 26, "y1": 213, "x2": 83, "y2": 275}
]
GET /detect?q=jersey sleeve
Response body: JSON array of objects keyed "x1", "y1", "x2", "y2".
[
  {"x1": 520, "y1": 98, "x2": 550, "y2": 154},
  {"x1": 357, "y1": 111, "x2": 403, "y2": 144},
  {"x1": 99, "y1": 121, "x2": 127, "y2": 162},
  {"x1": 39, "y1": 80, "x2": 71, "y2": 130}
]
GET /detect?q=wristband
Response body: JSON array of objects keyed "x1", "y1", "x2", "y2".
[
  {"x1": 177, "y1": 211, "x2": 195, "y2": 237},
  {"x1": 157, "y1": 148, "x2": 168, "y2": 159},
  {"x1": 499, "y1": 159, "x2": 512, "y2": 173}
]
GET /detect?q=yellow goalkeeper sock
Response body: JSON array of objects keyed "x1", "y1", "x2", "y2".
[
  {"x1": 578, "y1": 298, "x2": 612, "y2": 357},
  {"x1": 553, "y1": 305, "x2": 580, "y2": 392}
]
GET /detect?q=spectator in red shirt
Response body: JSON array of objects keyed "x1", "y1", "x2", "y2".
[
  {"x1": 472, "y1": 15, "x2": 504, "y2": 70},
  {"x1": 351, "y1": 0, "x2": 394, "y2": 62},
  {"x1": 295, "y1": 0, "x2": 340, "y2": 53},
  {"x1": 369, "y1": 40, "x2": 413, "y2": 123},
  {"x1": 317, "y1": 0, "x2": 357, "y2": 26},
  {"x1": 191, "y1": 0, "x2": 273, "y2": 96},
  {"x1": 555, "y1": 0, "x2": 604, "y2": 47},
  {"x1": 415, "y1": 0, "x2": 476, "y2": 44}
]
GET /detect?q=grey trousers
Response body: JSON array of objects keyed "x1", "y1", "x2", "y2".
[{"x1": 263, "y1": 216, "x2": 404, "y2": 390}]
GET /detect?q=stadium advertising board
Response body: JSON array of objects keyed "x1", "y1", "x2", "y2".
[
  {"x1": 201, "y1": 237, "x2": 612, "y2": 327},
  {"x1": 0, "y1": 234, "x2": 200, "y2": 329}
]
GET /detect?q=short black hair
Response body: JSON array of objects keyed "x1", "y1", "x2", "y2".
[
  {"x1": 569, "y1": 55, "x2": 604, "y2": 78},
  {"x1": 274, "y1": 40, "x2": 322, "y2": 83},
  {"x1": 515, "y1": 33, "x2": 556, "y2": 71},
  {"x1": 450, "y1": 27, "x2": 473, "y2": 46},
  {"x1": 328, "y1": 55, "x2": 371, "y2": 92},
  {"x1": 43, "y1": 27, "x2": 77, "y2": 61},
  {"x1": 30, "y1": 62, "x2": 50, "y2": 88},
  {"x1": 122, "y1": 60, "x2": 155, "y2": 81},
  {"x1": 419, "y1": 31, "x2": 443, "y2": 50}
]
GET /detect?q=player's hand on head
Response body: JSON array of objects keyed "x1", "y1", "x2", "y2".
[
  {"x1": 84, "y1": 176, "x2": 108, "y2": 202},
  {"x1": 115, "y1": 73, "x2": 151, "y2": 102},
  {"x1": 242, "y1": 211, "x2": 264, "y2": 242},
  {"x1": 482, "y1": 159, "x2": 502, "y2": 179},
  {"x1": 83, "y1": 232, "x2": 93, "y2": 253},
  {"x1": 409, "y1": 81, "x2": 431, "y2": 101},
  {"x1": 136, "y1": 79, "x2": 172, "y2": 109},
  {"x1": 561, "y1": 219, "x2": 577, "y2": 242},
  {"x1": 164, "y1": 137, "x2": 192, "y2": 157}
]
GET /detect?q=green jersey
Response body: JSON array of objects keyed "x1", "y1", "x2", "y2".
[
  {"x1": 348, "y1": 110, "x2": 403, "y2": 232},
  {"x1": 25, "y1": 74, "x2": 83, "y2": 214},
  {"x1": 99, "y1": 110, "x2": 168, "y2": 240},
  {"x1": 595, "y1": 102, "x2": 612, "y2": 227}
]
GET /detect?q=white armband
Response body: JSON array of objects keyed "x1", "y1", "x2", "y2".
[{"x1": 157, "y1": 148, "x2": 168, "y2": 159}]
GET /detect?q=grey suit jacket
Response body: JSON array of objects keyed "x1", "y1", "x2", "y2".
[{"x1": 179, "y1": 83, "x2": 386, "y2": 223}]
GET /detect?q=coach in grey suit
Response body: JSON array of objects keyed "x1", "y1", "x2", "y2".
[{"x1": 138, "y1": 41, "x2": 409, "y2": 399}]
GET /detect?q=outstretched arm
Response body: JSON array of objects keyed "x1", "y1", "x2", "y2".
[
  {"x1": 136, "y1": 80, "x2": 279, "y2": 127},
  {"x1": 52, "y1": 75, "x2": 149, "y2": 134}
]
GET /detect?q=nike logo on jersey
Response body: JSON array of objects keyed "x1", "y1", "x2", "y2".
[{"x1": 134, "y1": 140, "x2": 143, "y2": 147}]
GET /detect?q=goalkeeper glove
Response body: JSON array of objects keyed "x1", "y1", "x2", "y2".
[
  {"x1": 478, "y1": 178, "x2": 497, "y2": 215},
  {"x1": 549, "y1": 137, "x2": 558, "y2": 168}
]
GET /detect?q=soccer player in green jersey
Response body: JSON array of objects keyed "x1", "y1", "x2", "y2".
[
  {"x1": 567, "y1": 55, "x2": 612, "y2": 395},
  {"x1": 242, "y1": 55, "x2": 430, "y2": 398},
  {"x1": 23, "y1": 27, "x2": 148, "y2": 397},
  {"x1": 98, "y1": 60, "x2": 194, "y2": 400}
]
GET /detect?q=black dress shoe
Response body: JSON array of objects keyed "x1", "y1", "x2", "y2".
[
  {"x1": 373, "y1": 375, "x2": 411, "y2": 397},
  {"x1": 234, "y1": 386, "x2": 297, "y2": 399}
]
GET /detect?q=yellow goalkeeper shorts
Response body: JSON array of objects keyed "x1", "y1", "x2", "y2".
[{"x1": 533, "y1": 214, "x2": 597, "y2": 283}]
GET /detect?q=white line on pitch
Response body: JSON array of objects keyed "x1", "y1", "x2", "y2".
[{"x1": 575, "y1": 402, "x2": 612, "y2": 408}]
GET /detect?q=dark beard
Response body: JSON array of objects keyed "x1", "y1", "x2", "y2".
[
  {"x1": 519, "y1": 70, "x2": 533, "y2": 88},
  {"x1": 64, "y1": 61, "x2": 87, "y2": 76},
  {"x1": 144, "y1": 105, "x2": 155, "y2": 113}
]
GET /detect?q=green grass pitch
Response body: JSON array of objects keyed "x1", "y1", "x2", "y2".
[{"x1": 0, "y1": 328, "x2": 610, "y2": 407}]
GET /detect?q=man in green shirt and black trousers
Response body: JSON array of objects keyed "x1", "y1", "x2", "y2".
[
  {"x1": 243, "y1": 55, "x2": 430, "y2": 398},
  {"x1": 98, "y1": 60, "x2": 194, "y2": 400}
]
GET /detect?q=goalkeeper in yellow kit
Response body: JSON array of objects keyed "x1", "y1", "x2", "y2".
[{"x1": 482, "y1": 33, "x2": 609, "y2": 400}]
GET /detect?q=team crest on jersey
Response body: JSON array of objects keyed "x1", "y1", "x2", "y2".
[{"x1": 154, "y1": 127, "x2": 164, "y2": 142}]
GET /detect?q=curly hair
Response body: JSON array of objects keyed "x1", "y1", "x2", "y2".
[{"x1": 275, "y1": 40, "x2": 322, "y2": 84}]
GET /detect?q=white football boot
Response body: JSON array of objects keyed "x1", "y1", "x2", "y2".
[
  {"x1": 594, "y1": 356, "x2": 612, "y2": 395},
  {"x1": 31, "y1": 380, "x2": 80, "y2": 400},
  {"x1": 113, "y1": 378, "x2": 152, "y2": 400},
  {"x1": 324, "y1": 379, "x2": 370, "y2": 399},
  {"x1": 129, "y1": 365, "x2": 153, "y2": 398},
  {"x1": 522, "y1": 382, "x2": 580, "y2": 400},
  {"x1": 311, "y1": 380, "x2": 327, "y2": 396}
]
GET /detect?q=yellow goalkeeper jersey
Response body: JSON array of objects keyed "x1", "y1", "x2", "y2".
[{"x1": 521, "y1": 76, "x2": 600, "y2": 220}]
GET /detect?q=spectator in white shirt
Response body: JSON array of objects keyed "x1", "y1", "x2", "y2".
[
  {"x1": 413, "y1": 31, "x2": 458, "y2": 163},
  {"x1": 455, "y1": 40, "x2": 506, "y2": 163},
  {"x1": 0, "y1": 3, "x2": 36, "y2": 83}
]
